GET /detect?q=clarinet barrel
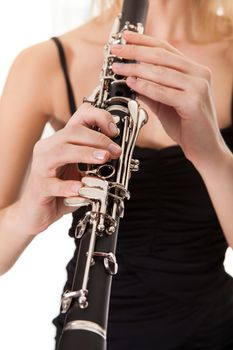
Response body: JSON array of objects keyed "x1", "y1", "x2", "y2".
[
  {"x1": 120, "y1": 0, "x2": 149, "y2": 29},
  {"x1": 57, "y1": 1, "x2": 149, "y2": 349}
]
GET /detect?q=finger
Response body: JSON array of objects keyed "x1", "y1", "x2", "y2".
[
  {"x1": 68, "y1": 103, "x2": 119, "y2": 138},
  {"x1": 112, "y1": 62, "x2": 195, "y2": 91},
  {"x1": 111, "y1": 44, "x2": 210, "y2": 79},
  {"x1": 123, "y1": 31, "x2": 184, "y2": 56},
  {"x1": 126, "y1": 77, "x2": 186, "y2": 116},
  {"x1": 45, "y1": 145, "x2": 118, "y2": 174},
  {"x1": 52, "y1": 141, "x2": 121, "y2": 168},
  {"x1": 60, "y1": 124, "x2": 121, "y2": 155},
  {"x1": 44, "y1": 178, "x2": 83, "y2": 198},
  {"x1": 33, "y1": 144, "x2": 111, "y2": 177},
  {"x1": 138, "y1": 94, "x2": 160, "y2": 114},
  {"x1": 56, "y1": 197, "x2": 82, "y2": 215}
]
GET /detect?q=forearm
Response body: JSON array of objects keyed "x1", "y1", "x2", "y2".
[
  {"x1": 0, "y1": 200, "x2": 37, "y2": 275},
  {"x1": 196, "y1": 145, "x2": 233, "y2": 247}
]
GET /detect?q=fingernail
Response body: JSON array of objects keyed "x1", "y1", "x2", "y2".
[
  {"x1": 93, "y1": 150, "x2": 107, "y2": 160},
  {"x1": 108, "y1": 143, "x2": 121, "y2": 155},
  {"x1": 71, "y1": 184, "x2": 81, "y2": 194},
  {"x1": 108, "y1": 121, "x2": 118, "y2": 135}
]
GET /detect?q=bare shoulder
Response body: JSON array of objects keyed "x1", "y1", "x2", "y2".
[
  {"x1": 12, "y1": 39, "x2": 56, "y2": 69},
  {"x1": 47, "y1": 15, "x2": 114, "y2": 117},
  {"x1": 0, "y1": 40, "x2": 63, "y2": 207},
  {"x1": 1, "y1": 39, "x2": 62, "y2": 117},
  {"x1": 2, "y1": 14, "x2": 114, "y2": 125}
]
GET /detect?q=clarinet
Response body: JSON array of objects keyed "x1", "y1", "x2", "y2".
[{"x1": 57, "y1": 1, "x2": 149, "y2": 349}]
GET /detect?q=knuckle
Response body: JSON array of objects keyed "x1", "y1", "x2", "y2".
[
  {"x1": 33, "y1": 139, "x2": 44, "y2": 156},
  {"x1": 78, "y1": 102, "x2": 91, "y2": 114},
  {"x1": 91, "y1": 109, "x2": 112, "y2": 129},
  {"x1": 32, "y1": 139, "x2": 51, "y2": 167},
  {"x1": 70, "y1": 103, "x2": 94, "y2": 124},
  {"x1": 190, "y1": 92, "x2": 205, "y2": 112},
  {"x1": 102, "y1": 110, "x2": 112, "y2": 122},
  {"x1": 182, "y1": 91, "x2": 196, "y2": 110},
  {"x1": 64, "y1": 123, "x2": 81, "y2": 138},
  {"x1": 198, "y1": 78, "x2": 209, "y2": 96},
  {"x1": 194, "y1": 64, "x2": 212, "y2": 85},
  {"x1": 68, "y1": 112, "x2": 83, "y2": 126},
  {"x1": 62, "y1": 122, "x2": 71, "y2": 134},
  {"x1": 68, "y1": 109, "x2": 82, "y2": 124},
  {"x1": 201, "y1": 66, "x2": 212, "y2": 82}
]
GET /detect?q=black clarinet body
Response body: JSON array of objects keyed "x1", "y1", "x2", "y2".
[{"x1": 57, "y1": 1, "x2": 149, "y2": 349}]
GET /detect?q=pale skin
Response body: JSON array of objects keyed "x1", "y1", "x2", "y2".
[{"x1": 0, "y1": 0, "x2": 233, "y2": 275}]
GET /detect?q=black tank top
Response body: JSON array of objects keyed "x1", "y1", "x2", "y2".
[{"x1": 51, "y1": 37, "x2": 233, "y2": 349}]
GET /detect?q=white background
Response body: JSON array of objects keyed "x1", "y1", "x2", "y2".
[
  {"x1": 0, "y1": 1, "x2": 91, "y2": 350},
  {"x1": 0, "y1": 1, "x2": 232, "y2": 350}
]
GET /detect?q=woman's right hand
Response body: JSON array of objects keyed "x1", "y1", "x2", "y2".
[{"x1": 18, "y1": 103, "x2": 121, "y2": 236}]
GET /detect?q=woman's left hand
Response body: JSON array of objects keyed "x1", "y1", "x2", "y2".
[{"x1": 111, "y1": 31, "x2": 226, "y2": 170}]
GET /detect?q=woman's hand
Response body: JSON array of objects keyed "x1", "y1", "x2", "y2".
[
  {"x1": 111, "y1": 31, "x2": 226, "y2": 168},
  {"x1": 18, "y1": 103, "x2": 121, "y2": 235}
]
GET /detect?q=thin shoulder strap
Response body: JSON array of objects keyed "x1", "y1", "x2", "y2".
[{"x1": 51, "y1": 36, "x2": 77, "y2": 116}]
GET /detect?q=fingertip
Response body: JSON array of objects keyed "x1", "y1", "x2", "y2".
[
  {"x1": 108, "y1": 121, "x2": 119, "y2": 136},
  {"x1": 70, "y1": 182, "x2": 83, "y2": 194},
  {"x1": 93, "y1": 150, "x2": 110, "y2": 162},
  {"x1": 108, "y1": 143, "x2": 122, "y2": 156}
]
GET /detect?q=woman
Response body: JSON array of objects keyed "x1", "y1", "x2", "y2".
[{"x1": 0, "y1": 0, "x2": 233, "y2": 348}]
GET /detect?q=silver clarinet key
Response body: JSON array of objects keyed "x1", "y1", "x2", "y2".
[{"x1": 58, "y1": 2, "x2": 149, "y2": 349}]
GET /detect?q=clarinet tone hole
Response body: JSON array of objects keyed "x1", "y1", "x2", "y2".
[{"x1": 97, "y1": 165, "x2": 115, "y2": 179}]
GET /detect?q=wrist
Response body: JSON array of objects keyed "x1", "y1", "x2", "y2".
[
  {"x1": 5, "y1": 199, "x2": 40, "y2": 238},
  {"x1": 194, "y1": 142, "x2": 233, "y2": 180}
]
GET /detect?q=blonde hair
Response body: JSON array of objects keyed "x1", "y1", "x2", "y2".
[{"x1": 92, "y1": 0, "x2": 233, "y2": 42}]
